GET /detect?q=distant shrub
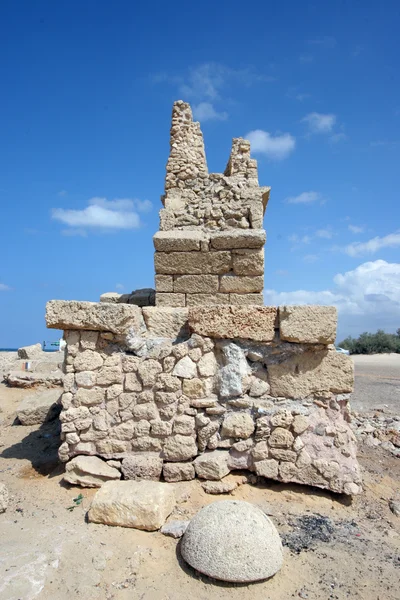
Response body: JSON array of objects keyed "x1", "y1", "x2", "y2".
[{"x1": 339, "y1": 329, "x2": 400, "y2": 355}]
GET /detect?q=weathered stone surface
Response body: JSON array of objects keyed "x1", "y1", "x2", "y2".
[
  {"x1": 161, "y1": 520, "x2": 190, "y2": 538},
  {"x1": 162, "y1": 435, "x2": 198, "y2": 461},
  {"x1": 173, "y1": 415, "x2": 196, "y2": 435},
  {"x1": 156, "y1": 293, "x2": 186, "y2": 307},
  {"x1": 210, "y1": 230, "x2": 266, "y2": 249},
  {"x1": 268, "y1": 350, "x2": 354, "y2": 398},
  {"x1": 75, "y1": 387, "x2": 104, "y2": 406},
  {"x1": 46, "y1": 300, "x2": 144, "y2": 334},
  {"x1": 232, "y1": 249, "x2": 264, "y2": 276},
  {"x1": 74, "y1": 350, "x2": 103, "y2": 372},
  {"x1": 182, "y1": 378, "x2": 205, "y2": 398},
  {"x1": 194, "y1": 450, "x2": 230, "y2": 480},
  {"x1": 121, "y1": 453, "x2": 163, "y2": 481},
  {"x1": 163, "y1": 462, "x2": 195, "y2": 482},
  {"x1": 138, "y1": 359, "x2": 163, "y2": 386},
  {"x1": 254, "y1": 459, "x2": 279, "y2": 479},
  {"x1": 279, "y1": 305, "x2": 337, "y2": 344},
  {"x1": 142, "y1": 307, "x2": 188, "y2": 338},
  {"x1": 17, "y1": 343, "x2": 43, "y2": 359},
  {"x1": 218, "y1": 342, "x2": 250, "y2": 399},
  {"x1": 17, "y1": 389, "x2": 61, "y2": 425},
  {"x1": 155, "y1": 251, "x2": 231, "y2": 275},
  {"x1": 181, "y1": 500, "x2": 283, "y2": 582},
  {"x1": 198, "y1": 352, "x2": 218, "y2": 377},
  {"x1": 153, "y1": 230, "x2": 206, "y2": 252},
  {"x1": 64, "y1": 456, "x2": 121, "y2": 487},
  {"x1": 269, "y1": 427, "x2": 294, "y2": 448},
  {"x1": 201, "y1": 479, "x2": 238, "y2": 494},
  {"x1": 100, "y1": 292, "x2": 122, "y2": 303},
  {"x1": 174, "y1": 275, "x2": 219, "y2": 294},
  {"x1": 221, "y1": 412, "x2": 255, "y2": 439},
  {"x1": 219, "y1": 275, "x2": 263, "y2": 294},
  {"x1": 186, "y1": 293, "x2": 231, "y2": 306},
  {"x1": 173, "y1": 356, "x2": 197, "y2": 379},
  {"x1": 88, "y1": 480, "x2": 176, "y2": 530},
  {"x1": 0, "y1": 483, "x2": 9, "y2": 513},
  {"x1": 188, "y1": 306, "x2": 277, "y2": 341},
  {"x1": 155, "y1": 274, "x2": 174, "y2": 292},
  {"x1": 229, "y1": 293, "x2": 264, "y2": 306}
]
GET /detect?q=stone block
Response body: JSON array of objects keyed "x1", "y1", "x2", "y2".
[
  {"x1": 142, "y1": 307, "x2": 189, "y2": 338},
  {"x1": 210, "y1": 229, "x2": 266, "y2": 249},
  {"x1": 221, "y1": 412, "x2": 255, "y2": 439},
  {"x1": 193, "y1": 450, "x2": 230, "y2": 480},
  {"x1": 17, "y1": 343, "x2": 43, "y2": 359},
  {"x1": 153, "y1": 230, "x2": 207, "y2": 252},
  {"x1": 100, "y1": 292, "x2": 121, "y2": 303},
  {"x1": 279, "y1": 305, "x2": 337, "y2": 344},
  {"x1": 186, "y1": 294, "x2": 231, "y2": 306},
  {"x1": 155, "y1": 275, "x2": 173, "y2": 292},
  {"x1": 64, "y1": 455, "x2": 121, "y2": 487},
  {"x1": 188, "y1": 306, "x2": 277, "y2": 341},
  {"x1": 46, "y1": 300, "x2": 144, "y2": 335},
  {"x1": 162, "y1": 435, "x2": 198, "y2": 461},
  {"x1": 254, "y1": 459, "x2": 279, "y2": 479},
  {"x1": 121, "y1": 453, "x2": 163, "y2": 481},
  {"x1": 174, "y1": 275, "x2": 219, "y2": 294},
  {"x1": 88, "y1": 480, "x2": 176, "y2": 531},
  {"x1": 17, "y1": 389, "x2": 61, "y2": 425},
  {"x1": 268, "y1": 349, "x2": 354, "y2": 398},
  {"x1": 232, "y1": 249, "x2": 264, "y2": 276},
  {"x1": 155, "y1": 293, "x2": 186, "y2": 307},
  {"x1": 74, "y1": 350, "x2": 103, "y2": 372},
  {"x1": 163, "y1": 462, "x2": 195, "y2": 482},
  {"x1": 155, "y1": 251, "x2": 232, "y2": 275},
  {"x1": 229, "y1": 293, "x2": 264, "y2": 306},
  {"x1": 219, "y1": 275, "x2": 263, "y2": 293}
]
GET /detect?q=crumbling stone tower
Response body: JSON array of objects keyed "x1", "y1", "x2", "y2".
[{"x1": 154, "y1": 100, "x2": 270, "y2": 307}]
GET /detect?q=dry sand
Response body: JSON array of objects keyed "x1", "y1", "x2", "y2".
[{"x1": 0, "y1": 357, "x2": 399, "y2": 600}]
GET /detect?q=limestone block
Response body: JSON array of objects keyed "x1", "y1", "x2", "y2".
[
  {"x1": 46, "y1": 300, "x2": 144, "y2": 335},
  {"x1": 186, "y1": 293, "x2": 231, "y2": 306},
  {"x1": 218, "y1": 342, "x2": 250, "y2": 399},
  {"x1": 219, "y1": 275, "x2": 263, "y2": 294},
  {"x1": 182, "y1": 378, "x2": 206, "y2": 398},
  {"x1": 174, "y1": 275, "x2": 219, "y2": 294},
  {"x1": 154, "y1": 373, "x2": 182, "y2": 393},
  {"x1": 153, "y1": 230, "x2": 207, "y2": 252},
  {"x1": 193, "y1": 450, "x2": 230, "y2": 480},
  {"x1": 269, "y1": 427, "x2": 294, "y2": 448},
  {"x1": 124, "y1": 372, "x2": 142, "y2": 392},
  {"x1": 121, "y1": 453, "x2": 163, "y2": 481},
  {"x1": 75, "y1": 388, "x2": 105, "y2": 406},
  {"x1": 162, "y1": 435, "x2": 198, "y2": 461},
  {"x1": 142, "y1": 307, "x2": 189, "y2": 338},
  {"x1": 232, "y1": 249, "x2": 264, "y2": 276},
  {"x1": 100, "y1": 292, "x2": 122, "y2": 303},
  {"x1": 173, "y1": 415, "x2": 196, "y2": 435},
  {"x1": 210, "y1": 229, "x2": 266, "y2": 249},
  {"x1": 229, "y1": 293, "x2": 264, "y2": 306},
  {"x1": 156, "y1": 293, "x2": 186, "y2": 307},
  {"x1": 198, "y1": 352, "x2": 218, "y2": 377},
  {"x1": 17, "y1": 343, "x2": 43, "y2": 359},
  {"x1": 163, "y1": 462, "x2": 195, "y2": 482},
  {"x1": 80, "y1": 331, "x2": 99, "y2": 350},
  {"x1": 75, "y1": 371, "x2": 97, "y2": 388},
  {"x1": 279, "y1": 305, "x2": 337, "y2": 344},
  {"x1": 155, "y1": 274, "x2": 173, "y2": 292},
  {"x1": 292, "y1": 414, "x2": 310, "y2": 434},
  {"x1": 188, "y1": 306, "x2": 277, "y2": 341},
  {"x1": 132, "y1": 403, "x2": 159, "y2": 421},
  {"x1": 155, "y1": 251, "x2": 231, "y2": 275},
  {"x1": 227, "y1": 448, "x2": 253, "y2": 470},
  {"x1": 221, "y1": 412, "x2": 255, "y2": 439},
  {"x1": 268, "y1": 350, "x2": 354, "y2": 398},
  {"x1": 17, "y1": 389, "x2": 61, "y2": 425},
  {"x1": 173, "y1": 356, "x2": 197, "y2": 378},
  {"x1": 64, "y1": 455, "x2": 121, "y2": 487},
  {"x1": 88, "y1": 480, "x2": 176, "y2": 531},
  {"x1": 254, "y1": 459, "x2": 279, "y2": 479},
  {"x1": 96, "y1": 366, "x2": 123, "y2": 386},
  {"x1": 151, "y1": 420, "x2": 173, "y2": 437},
  {"x1": 74, "y1": 350, "x2": 103, "y2": 372},
  {"x1": 138, "y1": 359, "x2": 163, "y2": 387}
]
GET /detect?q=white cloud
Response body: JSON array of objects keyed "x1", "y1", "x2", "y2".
[
  {"x1": 308, "y1": 36, "x2": 337, "y2": 49},
  {"x1": 246, "y1": 130, "x2": 295, "y2": 160},
  {"x1": 316, "y1": 228, "x2": 334, "y2": 239},
  {"x1": 302, "y1": 112, "x2": 336, "y2": 134},
  {"x1": 0, "y1": 283, "x2": 11, "y2": 291},
  {"x1": 348, "y1": 224, "x2": 365, "y2": 234},
  {"x1": 115, "y1": 283, "x2": 125, "y2": 291},
  {"x1": 285, "y1": 191, "x2": 321, "y2": 204},
  {"x1": 52, "y1": 197, "x2": 151, "y2": 233},
  {"x1": 303, "y1": 254, "x2": 319, "y2": 263},
  {"x1": 330, "y1": 132, "x2": 347, "y2": 143},
  {"x1": 264, "y1": 260, "x2": 400, "y2": 338},
  {"x1": 345, "y1": 231, "x2": 400, "y2": 257},
  {"x1": 289, "y1": 234, "x2": 311, "y2": 245},
  {"x1": 193, "y1": 102, "x2": 228, "y2": 122}
]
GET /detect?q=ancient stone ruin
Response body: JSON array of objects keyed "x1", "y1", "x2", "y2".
[{"x1": 46, "y1": 101, "x2": 361, "y2": 496}]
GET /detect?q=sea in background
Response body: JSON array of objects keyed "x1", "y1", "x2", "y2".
[{"x1": 0, "y1": 348, "x2": 59, "y2": 353}]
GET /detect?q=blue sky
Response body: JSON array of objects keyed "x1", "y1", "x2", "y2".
[{"x1": 0, "y1": 1, "x2": 399, "y2": 347}]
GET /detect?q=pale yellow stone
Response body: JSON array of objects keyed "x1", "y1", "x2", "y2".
[
  {"x1": 188, "y1": 306, "x2": 277, "y2": 342},
  {"x1": 210, "y1": 229, "x2": 265, "y2": 249},
  {"x1": 229, "y1": 293, "x2": 264, "y2": 306},
  {"x1": 232, "y1": 248, "x2": 264, "y2": 276},
  {"x1": 182, "y1": 378, "x2": 206, "y2": 398},
  {"x1": 186, "y1": 294, "x2": 230, "y2": 306},
  {"x1": 174, "y1": 275, "x2": 219, "y2": 293},
  {"x1": 155, "y1": 251, "x2": 231, "y2": 275},
  {"x1": 279, "y1": 305, "x2": 337, "y2": 344},
  {"x1": 155, "y1": 293, "x2": 186, "y2": 307},
  {"x1": 155, "y1": 274, "x2": 173, "y2": 292},
  {"x1": 219, "y1": 275, "x2": 263, "y2": 293},
  {"x1": 153, "y1": 230, "x2": 207, "y2": 252},
  {"x1": 142, "y1": 307, "x2": 188, "y2": 338}
]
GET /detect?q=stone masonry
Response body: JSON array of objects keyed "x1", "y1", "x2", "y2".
[
  {"x1": 154, "y1": 100, "x2": 269, "y2": 307},
  {"x1": 45, "y1": 100, "x2": 361, "y2": 495}
]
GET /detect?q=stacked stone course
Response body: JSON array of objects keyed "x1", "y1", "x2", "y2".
[{"x1": 154, "y1": 100, "x2": 269, "y2": 307}]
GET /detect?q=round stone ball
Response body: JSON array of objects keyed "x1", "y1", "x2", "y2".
[{"x1": 180, "y1": 500, "x2": 283, "y2": 582}]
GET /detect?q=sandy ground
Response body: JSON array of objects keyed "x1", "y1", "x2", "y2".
[
  {"x1": 0, "y1": 356, "x2": 399, "y2": 600},
  {"x1": 351, "y1": 353, "x2": 400, "y2": 414}
]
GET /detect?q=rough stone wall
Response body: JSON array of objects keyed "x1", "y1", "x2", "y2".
[
  {"x1": 47, "y1": 300, "x2": 361, "y2": 495},
  {"x1": 154, "y1": 100, "x2": 270, "y2": 307}
]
